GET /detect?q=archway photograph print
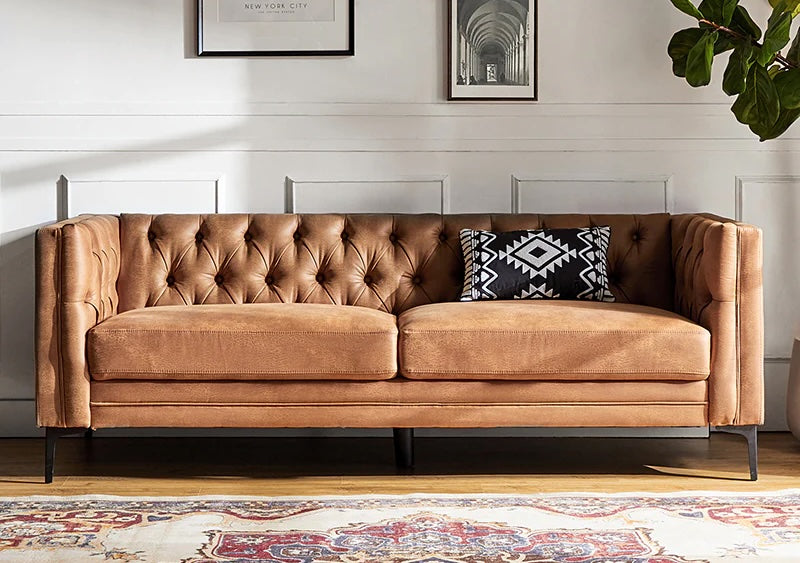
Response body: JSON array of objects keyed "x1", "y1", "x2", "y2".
[{"x1": 448, "y1": 0, "x2": 537, "y2": 101}]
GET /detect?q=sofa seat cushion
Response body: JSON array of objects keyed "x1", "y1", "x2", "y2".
[
  {"x1": 398, "y1": 301, "x2": 710, "y2": 381},
  {"x1": 88, "y1": 303, "x2": 398, "y2": 381}
]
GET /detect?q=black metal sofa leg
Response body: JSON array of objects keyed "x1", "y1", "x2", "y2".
[
  {"x1": 393, "y1": 428, "x2": 415, "y2": 468},
  {"x1": 45, "y1": 428, "x2": 86, "y2": 484},
  {"x1": 714, "y1": 425, "x2": 758, "y2": 481}
]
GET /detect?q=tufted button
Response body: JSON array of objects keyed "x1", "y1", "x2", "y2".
[
  {"x1": 265, "y1": 275, "x2": 274, "y2": 285},
  {"x1": 632, "y1": 233, "x2": 640, "y2": 242},
  {"x1": 316, "y1": 273, "x2": 325, "y2": 283},
  {"x1": 166, "y1": 275, "x2": 175, "y2": 286},
  {"x1": 389, "y1": 233, "x2": 398, "y2": 243},
  {"x1": 195, "y1": 232, "x2": 204, "y2": 243},
  {"x1": 214, "y1": 274, "x2": 224, "y2": 285},
  {"x1": 341, "y1": 231, "x2": 349, "y2": 241},
  {"x1": 293, "y1": 231, "x2": 302, "y2": 241},
  {"x1": 244, "y1": 231, "x2": 253, "y2": 242},
  {"x1": 438, "y1": 232, "x2": 448, "y2": 242},
  {"x1": 147, "y1": 231, "x2": 156, "y2": 242},
  {"x1": 412, "y1": 275, "x2": 422, "y2": 285},
  {"x1": 364, "y1": 274, "x2": 373, "y2": 284}
]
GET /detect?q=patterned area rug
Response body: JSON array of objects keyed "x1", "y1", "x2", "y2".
[{"x1": 1, "y1": 491, "x2": 800, "y2": 562}]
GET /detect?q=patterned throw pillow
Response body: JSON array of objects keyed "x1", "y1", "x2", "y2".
[{"x1": 459, "y1": 227, "x2": 615, "y2": 302}]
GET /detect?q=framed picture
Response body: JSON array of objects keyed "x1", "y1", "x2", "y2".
[
  {"x1": 448, "y1": 0, "x2": 537, "y2": 101},
  {"x1": 198, "y1": 0, "x2": 354, "y2": 57}
]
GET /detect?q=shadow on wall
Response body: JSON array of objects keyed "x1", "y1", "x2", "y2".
[
  {"x1": 0, "y1": 0, "x2": 331, "y2": 435},
  {"x1": 0, "y1": 122, "x2": 248, "y2": 430}
]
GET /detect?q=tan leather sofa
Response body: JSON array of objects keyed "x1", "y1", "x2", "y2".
[{"x1": 36, "y1": 213, "x2": 764, "y2": 482}]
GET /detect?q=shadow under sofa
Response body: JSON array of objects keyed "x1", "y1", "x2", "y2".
[{"x1": 35, "y1": 212, "x2": 764, "y2": 482}]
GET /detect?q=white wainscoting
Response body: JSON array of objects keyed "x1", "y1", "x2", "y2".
[
  {"x1": 512, "y1": 175, "x2": 674, "y2": 214},
  {"x1": 736, "y1": 176, "x2": 800, "y2": 360},
  {"x1": 285, "y1": 176, "x2": 450, "y2": 214},
  {"x1": 58, "y1": 176, "x2": 225, "y2": 220},
  {"x1": 736, "y1": 176, "x2": 800, "y2": 431}
]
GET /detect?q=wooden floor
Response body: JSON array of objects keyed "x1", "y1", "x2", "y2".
[{"x1": 0, "y1": 433, "x2": 798, "y2": 496}]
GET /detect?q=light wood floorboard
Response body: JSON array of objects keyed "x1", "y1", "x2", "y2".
[{"x1": 0, "y1": 433, "x2": 798, "y2": 496}]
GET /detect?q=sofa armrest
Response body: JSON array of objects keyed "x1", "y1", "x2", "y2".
[
  {"x1": 671, "y1": 214, "x2": 764, "y2": 426},
  {"x1": 36, "y1": 215, "x2": 120, "y2": 428}
]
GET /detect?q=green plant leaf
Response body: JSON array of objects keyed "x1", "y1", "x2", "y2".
[
  {"x1": 755, "y1": 107, "x2": 800, "y2": 140},
  {"x1": 723, "y1": 44, "x2": 753, "y2": 95},
  {"x1": 774, "y1": 68, "x2": 800, "y2": 108},
  {"x1": 670, "y1": 0, "x2": 704, "y2": 19},
  {"x1": 769, "y1": 0, "x2": 800, "y2": 17},
  {"x1": 673, "y1": 57, "x2": 689, "y2": 77},
  {"x1": 730, "y1": 5, "x2": 762, "y2": 40},
  {"x1": 787, "y1": 29, "x2": 800, "y2": 65},
  {"x1": 668, "y1": 28, "x2": 706, "y2": 77},
  {"x1": 699, "y1": 0, "x2": 739, "y2": 25},
  {"x1": 731, "y1": 63, "x2": 781, "y2": 128},
  {"x1": 721, "y1": 0, "x2": 739, "y2": 25},
  {"x1": 668, "y1": 28, "x2": 707, "y2": 60},
  {"x1": 686, "y1": 31, "x2": 718, "y2": 86},
  {"x1": 759, "y1": 6, "x2": 792, "y2": 65},
  {"x1": 715, "y1": 34, "x2": 736, "y2": 55}
]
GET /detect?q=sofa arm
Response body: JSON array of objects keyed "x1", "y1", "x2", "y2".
[
  {"x1": 671, "y1": 214, "x2": 764, "y2": 427},
  {"x1": 36, "y1": 215, "x2": 120, "y2": 428}
]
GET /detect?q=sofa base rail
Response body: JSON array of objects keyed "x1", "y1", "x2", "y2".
[{"x1": 41, "y1": 425, "x2": 759, "y2": 483}]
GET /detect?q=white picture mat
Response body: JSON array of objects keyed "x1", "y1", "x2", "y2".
[
  {"x1": 219, "y1": 0, "x2": 335, "y2": 22},
  {"x1": 450, "y1": 0, "x2": 536, "y2": 100},
  {"x1": 201, "y1": 0, "x2": 351, "y2": 52}
]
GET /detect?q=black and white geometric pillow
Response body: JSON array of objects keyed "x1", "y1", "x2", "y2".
[{"x1": 460, "y1": 227, "x2": 615, "y2": 302}]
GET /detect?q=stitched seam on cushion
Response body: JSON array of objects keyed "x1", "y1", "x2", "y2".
[
  {"x1": 89, "y1": 401, "x2": 709, "y2": 408},
  {"x1": 92, "y1": 369, "x2": 398, "y2": 375},
  {"x1": 401, "y1": 369, "x2": 709, "y2": 374},
  {"x1": 92, "y1": 330, "x2": 396, "y2": 334},
  {"x1": 400, "y1": 330, "x2": 707, "y2": 335},
  {"x1": 735, "y1": 227, "x2": 743, "y2": 424},
  {"x1": 56, "y1": 228, "x2": 66, "y2": 426}
]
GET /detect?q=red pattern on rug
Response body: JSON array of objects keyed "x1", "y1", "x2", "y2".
[{"x1": 0, "y1": 493, "x2": 798, "y2": 562}]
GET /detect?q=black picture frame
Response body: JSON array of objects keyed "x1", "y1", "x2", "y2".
[
  {"x1": 198, "y1": 0, "x2": 355, "y2": 57},
  {"x1": 448, "y1": 0, "x2": 538, "y2": 102}
]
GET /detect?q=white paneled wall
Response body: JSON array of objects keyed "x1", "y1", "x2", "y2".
[
  {"x1": 0, "y1": 0, "x2": 793, "y2": 436},
  {"x1": 512, "y1": 176, "x2": 674, "y2": 214},
  {"x1": 59, "y1": 177, "x2": 224, "y2": 219},
  {"x1": 285, "y1": 176, "x2": 450, "y2": 213}
]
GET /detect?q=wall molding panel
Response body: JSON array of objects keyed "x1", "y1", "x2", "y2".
[
  {"x1": 58, "y1": 175, "x2": 225, "y2": 220},
  {"x1": 735, "y1": 175, "x2": 800, "y2": 431},
  {"x1": 735, "y1": 175, "x2": 800, "y2": 361},
  {"x1": 285, "y1": 175, "x2": 450, "y2": 214},
  {"x1": 512, "y1": 175, "x2": 674, "y2": 214},
  {"x1": 5, "y1": 108, "x2": 800, "y2": 153}
]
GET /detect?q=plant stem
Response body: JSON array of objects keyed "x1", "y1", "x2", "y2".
[{"x1": 699, "y1": 18, "x2": 798, "y2": 69}]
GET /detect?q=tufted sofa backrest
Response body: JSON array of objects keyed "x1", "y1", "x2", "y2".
[{"x1": 117, "y1": 213, "x2": 674, "y2": 314}]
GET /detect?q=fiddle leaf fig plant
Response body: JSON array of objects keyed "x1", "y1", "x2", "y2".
[{"x1": 668, "y1": 0, "x2": 800, "y2": 140}]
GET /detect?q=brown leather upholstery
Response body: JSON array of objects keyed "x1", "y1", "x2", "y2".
[
  {"x1": 89, "y1": 380, "x2": 708, "y2": 428},
  {"x1": 88, "y1": 303, "x2": 397, "y2": 381},
  {"x1": 36, "y1": 215, "x2": 120, "y2": 428},
  {"x1": 117, "y1": 213, "x2": 674, "y2": 314},
  {"x1": 34, "y1": 212, "x2": 762, "y2": 431},
  {"x1": 672, "y1": 214, "x2": 764, "y2": 425},
  {"x1": 90, "y1": 403, "x2": 709, "y2": 429},
  {"x1": 399, "y1": 301, "x2": 710, "y2": 381}
]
